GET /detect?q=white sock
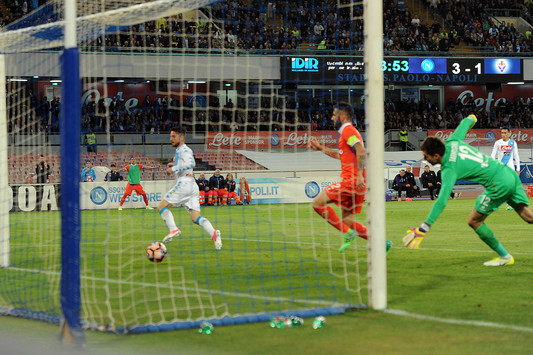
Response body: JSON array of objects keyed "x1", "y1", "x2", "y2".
[
  {"x1": 160, "y1": 208, "x2": 177, "y2": 231},
  {"x1": 197, "y1": 216, "x2": 215, "y2": 236}
]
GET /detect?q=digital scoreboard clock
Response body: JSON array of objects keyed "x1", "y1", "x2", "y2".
[{"x1": 281, "y1": 56, "x2": 523, "y2": 85}]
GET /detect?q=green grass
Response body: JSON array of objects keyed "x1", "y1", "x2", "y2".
[{"x1": 2, "y1": 198, "x2": 533, "y2": 353}]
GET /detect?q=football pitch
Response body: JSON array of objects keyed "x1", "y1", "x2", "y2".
[{"x1": 2, "y1": 198, "x2": 533, "y2": 354}]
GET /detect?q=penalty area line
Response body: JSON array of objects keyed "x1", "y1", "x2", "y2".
[{"x1": 384, "y1": 308, "x2": 533, "y2": 333}]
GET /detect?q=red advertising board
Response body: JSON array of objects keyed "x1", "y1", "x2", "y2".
[
  {"x1": 428, "y1": 128, "x2": 533, "y2": 145},
  {"x1": 205, "y1": 131, "x2": 339, "y2": 149},
  {"x1": 37, "y1": 81, "x2": 208, "y2": 111},
  {"x1": 445, "y1": 84, "x2": 533, "y2": 112}
]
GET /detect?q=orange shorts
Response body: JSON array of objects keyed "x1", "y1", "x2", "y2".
[
  {"x1": 124, "y1": 183, "x2": 146, "y2": 197},
  {"x1": 324, "y1": 180, "x2": 365, "y2": 214}
]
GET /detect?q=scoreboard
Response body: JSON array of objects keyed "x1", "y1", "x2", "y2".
[{"x1": 281, "y1": 56, "x2": 523, "y2": 85}]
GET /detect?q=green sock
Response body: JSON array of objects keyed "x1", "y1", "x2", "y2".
[{"x1": 475, "y1": 224, "x2": 509, "y2": 257}]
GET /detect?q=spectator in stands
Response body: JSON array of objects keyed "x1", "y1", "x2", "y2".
[
  {"x1": 224, "y1": 173, "x2": 243, "y2": 205},
  {"x1": 81, "y1": 160, "x2": 96, "y2": 182},
  {"x1": 405, "y1": 165, "x2": 421, "y2": 198},
  {"x1": 399, "y1": 125, "x2": 408, "y2": 150},
  {"x1": 104, "y1": 163, "x2": 123, "y2": 182},
  {"x1": 392, "y1": 169, "x2": 413, "y2": 201},
  {"x1": 34, "y1": 154, "x2": 50, "y2": 184},
  {"x1": 208, "y1": 169, "x2": 227, "y2": 205},
  {"x1": 420, "y1": 165, "x2": 438, "y2": 200},
  {"x1": 84, "y1": 128, "x2": 97, "y2": 153},
  {"x1": 196, "y1": 172, "x2": 210, "y2": 205}
]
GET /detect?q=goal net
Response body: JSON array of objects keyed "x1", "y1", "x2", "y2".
[{"x1": 0, "y1": 0, "x2": 381, "y2": 334}]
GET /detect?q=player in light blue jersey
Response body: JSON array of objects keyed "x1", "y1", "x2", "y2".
[
  {"x1": 158, "y1": 126, "x2": 221, "y2": 250},
  {"x1": 491, "y1": 126, "x2": 520, "y2": 210},
  {"x1": 491, "y1": 126, "x2": 520, "y2": 173},
  {"x1": 404, "y1": 115, "x2": 533, "y2": 266}
]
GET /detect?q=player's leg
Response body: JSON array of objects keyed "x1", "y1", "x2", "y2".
[
  {"x1": 158, "y1": 198, "x2": 181, "y2": 243},
  {"x1": 136, "y1": 184, "x2": 153, "y2": 209},
  {"x1": 186, "y1": 184, "x2": 221, "y2": 250},
  {"x1": 469, "y1": 192, "x2": 513, "y2": 266},
  {"x1": 508, "y1": 173, "x2": 533, "y2": 223},
  {"x1": 340, "y1": 195, "x2": 392, "y2": 254},
  {"x1": 312, "y1": 185, "x2": 349, "y2": 234},
  {"x1": 514, "y1": 204, "x2": 533, "y2": 223},
  {"x1": 119, "y1": 183, "x2": 133, "y2": 210},
  {"x1": 188, "y1": 209, "x2": 221, "y2": 250}
]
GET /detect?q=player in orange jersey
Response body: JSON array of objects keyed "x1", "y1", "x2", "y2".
[{"x1": 309, "y1": 102, "x2": 392, "y2": 254}]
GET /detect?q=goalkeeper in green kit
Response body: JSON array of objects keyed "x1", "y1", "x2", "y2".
[{"x1": 403, "y1": 114, "x2": 533, "y2": 266}]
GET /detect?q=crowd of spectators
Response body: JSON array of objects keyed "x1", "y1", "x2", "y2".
[
  {"x1": 428, "y1": 0, "x2": 533, "y2": 53},
  {"x1": 7, "y1": 81, "x2": 533, "y2": 136},
  {"x1": 3, "y1": 0, "x2": 533, "y2": 54},
  {"x1": 4, "y1": 1, "x2": 533, "y2": 136}
]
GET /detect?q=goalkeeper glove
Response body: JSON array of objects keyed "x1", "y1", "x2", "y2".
[{"x1": 403, "y1": 223, "x2": 430, "y2": 249}]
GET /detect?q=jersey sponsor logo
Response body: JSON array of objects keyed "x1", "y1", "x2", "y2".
[
  {"x1": 90, "y1": 186, "x2": 108, "y2": 205},
  {"x1": 501, "y1": 145, "x2": 513, "y2": 151},
  {"x1": 305, "y1": 181, "x2": 320, "y2": 198}
]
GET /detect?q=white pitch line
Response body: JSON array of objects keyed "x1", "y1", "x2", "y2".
[
  {"x1": 385, "y1": 308, "x2": 533, "y2": 333},
  {"x1": 7, "y1": 267, "x2": 347, "y2": 308},
  {"x1": 8, "y1": 239, "x2": 533, "y2": 256}
]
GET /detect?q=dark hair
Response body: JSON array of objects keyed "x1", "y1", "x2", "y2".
[
  {"x1": 110, "y1": 163, "x2": 116, "y2": 167},
  {"x1": 170, "y1": 125, "x2": 185, "y2": 135},
  {"x1": 420, "y1": 136, "x2": 445, "y2": 156},
  {"x1": 336, "y1": 102, "x2": 354, "y2": 120},
  {"x1": 501, "y1": 126, "x2": 510, "y2": 132}
]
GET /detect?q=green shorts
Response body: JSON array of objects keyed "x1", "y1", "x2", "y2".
[{"x1": 475, "y1": 167, "x2": 530, "y2": 215}]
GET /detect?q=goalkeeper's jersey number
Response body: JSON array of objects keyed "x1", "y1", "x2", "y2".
[{"x1": 457, "y1": 145, "x2": 488, "y2": 168}]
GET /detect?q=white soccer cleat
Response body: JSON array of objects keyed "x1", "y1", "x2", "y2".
[
  {"x1": 162, "y1": 229, "x2": 181, "y2": 244},
  {"x1": 212, "y1": 230, "x2": 222, "y2": 250},
  {"x1": 483, "y1": 255, "x2": 514, "y2": 266},
  {"x1": 145, "y1": 205, "x2": 154, "y2": 210},
  {"x1": 118, "y1": 206, "x2": 123, "y2": 211}
]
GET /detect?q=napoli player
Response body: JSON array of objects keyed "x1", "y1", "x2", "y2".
[
  {"x1": 491, "y1": 126, "x2": 520, "y2": 210},
  {"x1": 159, "y1": 126, "x2": 221, "y2": 250}
]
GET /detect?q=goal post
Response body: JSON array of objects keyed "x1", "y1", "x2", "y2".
[
  {"x1": 364, "y1": 0, "x2": 387, "y2": 310},
  {"x1": 0, "y1": 54, "x2": 9, "y2": 268},
  {"x1": 59, "y1": 0, "x2": 84, "y2": 344},
  {"x1": 0, "y1": 0, "x2": 387, "y2": 336}
]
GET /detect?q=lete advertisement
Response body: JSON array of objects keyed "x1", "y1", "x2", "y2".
[
  {"x1": 206, "y1": 131, "x2": 338, "y2": 150},
  {"x1": 428, "y1": 128, "x2": 533, "y2": 146},
  {"x1": 445, "y1": 84, "x2": 533, "y2": 112}
]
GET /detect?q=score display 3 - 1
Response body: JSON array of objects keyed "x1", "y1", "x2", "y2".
[{"x1": 281, "y1": 56, "x2": 523, "y2": 85}]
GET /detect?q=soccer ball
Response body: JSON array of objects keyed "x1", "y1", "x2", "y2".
[{"x1": 146, "y1": 242, "x2": 167, "y2": 263}]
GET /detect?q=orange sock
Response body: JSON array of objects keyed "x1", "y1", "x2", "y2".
[
  {"x1": 313, "y1": 205, "x2": 349, "y2": 233},
  {"x1": 351, "y1": 222, "x2": 368, "y2": 240}
]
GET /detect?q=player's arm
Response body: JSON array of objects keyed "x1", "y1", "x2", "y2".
[
  {"x1": 451, "y1": 114, "x2": 477, "y2": 142},
  {"x1": 352, "y1": 140, "x2": 366, "y2": 187},
  {"x1": 490, "y1": 141, "x2": 498, "y2": 159},
  {"x1": 171, "y1": 151, "x2": 195, "y2": 173},
  {"x1": 309, "y1": 138, "x2": 339, "y2": 159},
  {"x1": 404, "y1": 169, "x2": 457, "y2": 249},
  {"x1": 513, "y1": 143, "x2": 520, "y2": 173}
]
